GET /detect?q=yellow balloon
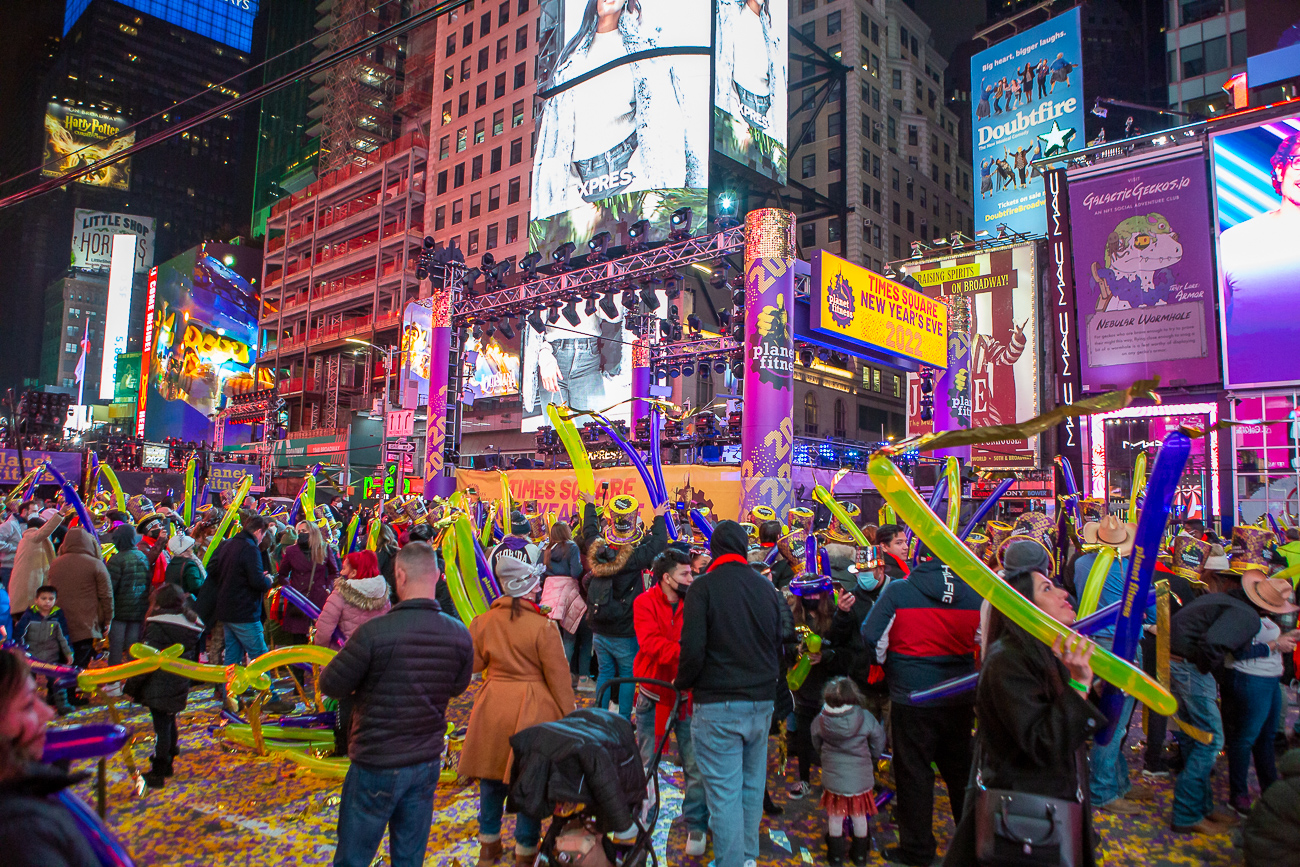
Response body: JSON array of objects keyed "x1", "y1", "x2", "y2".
[
  {"x1": 1076, "y1": 547, "x2": 1118, "y2": 618},
  {"x1": 281, "y1": 748, "x2": 350, "y2": 778},
  {"x1": 130, "y1": 642, "x2": 231, "y2": 684},
  {"x1": 867, "y1": 454, "x2": 1177, "y2": 717},
  {"x1": 1129, "y1": 451, "x2": 1147, "y2": 524},
  {"x1": 203, "y1": 473, "x2": 254, "y2": 567},
  {"x1": 812, "y1": 485, "x2": 870, "y2": 546},
  {"x1": 77, "y1": 657, "x2": 161, "y2": 690},
  {"x1": 945, "y1": 456, "x2": 962, "y2": 534},
  {"x1": 547, "y1": 403, "x2": 596, "y2": 495}
]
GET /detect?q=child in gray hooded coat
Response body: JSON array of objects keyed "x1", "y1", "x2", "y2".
[{"x1": 812, "y1": 676, "x2": 886, "y2": 866}]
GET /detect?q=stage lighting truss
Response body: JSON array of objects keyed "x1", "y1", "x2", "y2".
[{"x1": 649, "y1": 335, "x2": 741, "y2": 374}]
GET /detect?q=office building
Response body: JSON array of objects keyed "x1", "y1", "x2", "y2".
[
  {"x1": 39, "y1": 274, "x2": 110, "y2": 395},
  {"x1": 1164, "y1": 0, "x2": 1250, "y2": 115}
]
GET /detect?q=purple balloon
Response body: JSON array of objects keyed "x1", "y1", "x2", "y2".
[{"x1": 42, "y1": 723, "x2": 129, "y2": 763}]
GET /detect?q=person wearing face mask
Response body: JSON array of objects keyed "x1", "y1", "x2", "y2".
[
  {"x1": 0, "y1": 647, "x2": 99, "y2": 866},
  {"x1": 633, "y1": 547, "x2": 710, "y2": 856},
  {"x1": 824, "y1": 542, "x2": 886, "y2": 718}
]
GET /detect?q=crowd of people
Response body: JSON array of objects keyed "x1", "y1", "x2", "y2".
[{"x1": 2, "y1": 480, "x2": 1300, "y2": 867}]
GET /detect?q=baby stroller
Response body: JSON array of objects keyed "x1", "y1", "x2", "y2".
[{"x1": 508, "y1": 678, "x2": 681, "y2": 867}]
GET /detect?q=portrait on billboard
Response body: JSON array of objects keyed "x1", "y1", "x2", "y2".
[
  {"x1": 713, "y1": 0, "x2": 788, "y2": 183},
  {"x1": 464, "y1": 328, "x2": 521, "y2": 404},
  {"x1": 520, "y1": 301, "x2": 627, "y2": 433},
  {"x1": 1211, "y1": 115, "x2": 1300, "y2": 388},
  {"x1": 42, "y1": 104, "x2": 135, "y2": 190},
  {"x1": 1067, "y1": 153, "x2": 1220, "y2": 391},
  {"x1": 529, "y1": 0, "x2": 709, "y2": 251}
]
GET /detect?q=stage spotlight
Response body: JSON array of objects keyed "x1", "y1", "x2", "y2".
[
  {"x1": 520, "y1": 251, "x2": 543, "y2": 279},
  {"x1": 552, "y1": 241, "x2": 576, "y2": 270},
  {"x1": 659, "y1": 319, "x2": 672, "y2": 338},
  {"x1": 546, "y1": 302, "x2": 562, "y2": 325},
  {"x1": 624, "y1": 315, "x2": 639, "y2": 333},
  {"x1": 681, "y1": 362, "x2": 695, "y2": 377},
  {"x1": 471, "y1": 322, "x2": 483, "y2": 340},
  {"x1": 584, "y1": 295, "x2": 598, "y2": 317},
  {"x1": 817, "y1": 347, "x2": 830, "y2": 361},
  {"x1": 731, "y1": 287, "x2": 744, "y2": 307},
  {"x1": 562, "y1": 299, "x2": 582, "y2": 326},
  {"x1": 492, "y1": 257, "x2": 515, "y2": 282},
  {"x1": 710, "y1": 264, "x2": 729, "y2": 289},
  {"x1": 463, "y1": 267, "x2": 482, "y2": 291},
  {"x1": 628, "y1": 219, "x2": 651, "y2": 249},
  {"x1": 730, "y1": 360, "x2": 744, "y2": 379},
  {"x1": 621, "y1": 287, "x2": 639, "y2": 309},
  {"x1": 528, "y1": 310, "x2": 546, "y2": 334},
  {"x1": 480, "y1": 252, "x2": 496, "y2": 270},
  {"x1": 686, "y1": 313, "x2": 702, "y2": 332},
  {"x1": 670, "y1": 207, "x2": 693, "y2": 240},
  {"x1": 664, "y1": 277, "x2": 682, "y2": 301},
  {"x1": 668, "y1": 365, "x2": 681, "y2": 379},
  {"x1": 639, "y1": 285, "x2": 661, "y2": 311},
  {"x1": 498, "y1": 317, "x2": 515, "y2": 340},
  {"x1": 730, "y1": 323, "x2": 744, "y2": 343},
  {"x1": 800, "y1": 349, "x2": 814, "y2": 367},
  {"x1": 699, "y1": 362, "x2": 711, "y2": 379},
  {"x1": 599, "y1": 290, "x2": 619, "y2": 319},
  {"x1": 716, "y1": 308, "x2": 731, "y2": 329},
  {"x1": 484, "y1": 319, "x2": 497, "y2": 339},
  {"x1": 713, "y1": 359, "x2": 727, "y2": 374},
  {"x1": 587, "y1": 231, "x2": 612, "y2": 261}
]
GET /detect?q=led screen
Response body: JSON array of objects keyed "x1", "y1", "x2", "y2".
[
  {"x1": 42, "y1": 104, "x2": 135, "y2": 190},
  {"x1": 64, "y1": 0, "x2": 259, "y2": 52},
  {"x1": 713, "y1": 0, "x2": 787, "y2": 183},
  {"x1": 1211, "y1": 113, "x2": 1300, "y2": 388},
  {"x1": 529, "y1": 0, "x2": 710, "y2": 252},
  {"x1": 464, "y1": 332, "x2": 521, "y2": 403}
]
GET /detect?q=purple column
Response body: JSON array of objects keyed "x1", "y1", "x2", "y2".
[
  {"x1": 423, "y1": 289, "x2": 455, "y2": 496},
  {"x1": 740, "y1": 209, "x2": 796, "y2": 518},
  {"x1": 630, "y1": 337, "x2": 650, "y2": 435}
]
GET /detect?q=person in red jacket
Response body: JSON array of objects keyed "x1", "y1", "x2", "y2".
[{"x1": 633, "y1": 547, "x2": 710, "y2": 856}]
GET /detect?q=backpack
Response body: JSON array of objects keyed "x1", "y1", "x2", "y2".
[{"x1": 586, "y1": 572, "x2": 635, "y2": 631}]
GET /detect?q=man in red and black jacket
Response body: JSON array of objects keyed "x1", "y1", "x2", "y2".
[
  {"x1": 860, "y1": 542, "x2": 981, "y2": 867},
  {"x1": 876, "y1": 523, "x2": 911, "y2": 582}
]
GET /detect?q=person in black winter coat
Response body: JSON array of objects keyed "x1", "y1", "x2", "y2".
[
  {"x1": 943, "y1": 560, "x2": 1108, "y2": 867},
  {"x1": 211, "y1": 516, "x2": 273, "y2": 667},
  {"x1": 824, "y1": 541, "x2": 889, "y2": 719},
  {"x1": 784, "y1": 576, "x2": 851, "y2": 799},
  {"x1": 319, "y1": 542, "x2": 473, "y2": 867},
  {"x1": 580, "y1": 492, "x2": 669, "y2": 720},
  {"x1": 124, "y1": 584, "x2": 204, "y2": 788},
  {"x1": 0, "y1": 647, "x2": 100, "y2": 867},
  {"x1": 1243, "y1": 747, "x2": 1300, "y2": 866}
]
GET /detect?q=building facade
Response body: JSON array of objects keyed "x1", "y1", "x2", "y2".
[{"x1": 1164, "y1": 0, "x2": 1249, "y2": 115}]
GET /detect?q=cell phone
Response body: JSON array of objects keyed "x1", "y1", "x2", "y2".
[
  {"x1": 601, "y1": 481, "x2": 609, "y2": 489},
  {"x1": 856, "y1": 545, "x2": 880, "y2": 571}
]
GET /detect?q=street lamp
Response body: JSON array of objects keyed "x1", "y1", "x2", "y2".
[{"x1": 346, "y1": 337, "x2": 395, "y2": 500}]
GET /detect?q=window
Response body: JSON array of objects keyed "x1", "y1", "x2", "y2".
[
  {"x1": 474, "y1": 119, "x2": 486, "y2": 144},
  {"x1": 456, "y1": 127, "x2": 468, "y2": 151},
  {"x1": 915, "y1": 79, "x2": 923, "y2": 99},
  {"x1": 498, "y1": 1, "x2": 509, "y2": 26},
  {"x1": 800, "y1": 0, "x2": 815, "y2": 12},
  {"x1": 512, "y1": 100, "x2": 525, "y2": 127},
  {"x1": 828, "y1": 111, "x2": 841, "y2": 136},
  {"x1": 65, "y1": 342, "x2": 77, "y2": 354},
  {"x1": 907, "y1": 124, "x2": 918, "y2": 146},
  {"x1": 872, "y1": 369, "x2": 881, "y2": 392},
  {"x1": 944, "y1": 172, "x2": 951, "y2": 192},
  {"x1": 470, "y1": 192, "x2": 482, "y2": 218},
  {"x1": 446, "y1": 34, "x2": 456, "y2": 55},
  {"x1": 943, "y1": 142, "x2": 950, "y2": 163},
  {"x1": 802, "y1": 154, "x2": 816, "y2": 178},
  {"x1": 907, "y1": 210, "x2": 914, "y2": 232},
  {"x1": 439, "y1": 136, "x2": 450, "y2": 159},
  {"x1": 871, "y1": 21, "x2": 879, "y2": 44},
  {"x1": 496, "y1": 36, "x2": 508, "y2": 62},
  {"x1": 514, "y1": 63, "x2": 526, "y2": 88},
  {"x1": 471, "y1": 155, "x2": 483, "y2": 180},
  {"x1": 480, "y1": 11, "x2": 491, "y2": 37},
  {"x1": 892, "y1": 375, "x2": 902, "y2": 398},
  {"x1": 929, "y1": 89, "x2": 936, "y2": 109},
  {"x1": 828, "y1": 217, "x2": 841, "y2": 242},
  {"x1": 435, "y1": 206, "x2": 446, "y2": 230},
  {"x1": 516, "y1": 25, "x2": 528, "y2": 52},
  {"x1": 458, "y1": 92, "x2": 470, "y2": 116},
  {"x1": 488, "y1": 185, "x2": 501, "y2": 211},
  {"x1": 801, "y1": 120, "x2": 816, "y2": 143},
  {"x1": 518, "y1": 0, "x2": 529, "y2": 13},
  {"x1": 463, "y1": 23, "x2": 473, "y2": 46},
  {"x1": 861, "y1": 12, "x2": 870, "y2": 36},
  {"x1": 892, "y1": 69, "x2": 902, "y2": 89},
  {"x1": 436, "y1": 169, "x2": 448, "y2": 193},
  {"x1": 1181, "y1": 43, "x2": 1205, "y2": 78},
  {"x1": 804, "y1": 392, "x2": 819, "y2": 432},
  {"x1": 444, "y1": 67, "x2": 454, "y2": 91},
  {"x1": 476, "y1": 46, "x2": 488, "y2": 73},
  {"x1": 490, "y1": 146, "x2": 502, "y2": 173},
  {"x1": 468, "y1": 229, "x2": 479, "y2": 254},
  {"x1": 872, "y1": 85, "x2": 880, "y2": 110},
  {"x1": 1203, "y1": 35, "x2": 1228, "y2": 73},
  {"x1": 508, "y1": 176, "x2": 521, "y2": 203},
  {"x1": 828, "y1": 147, "x2": 842, "y2": 172},
  {"x1": 801, "y1": 222, "x2": 816, "y2": 249},
  {"x1": 452, "y1": 199, "x2": 464, "y2": 224},
  {"x1": 441, "y1": 101, "x2": 452, "y2": 125},
  {"x1": 460, "y1": 57, "x2": 471, "y2": 81},
  {"x1": 891, "y1": 167, "x2": 900, "y2": 191},
  {"x1": 1180, "y1": 0, "x2": 1225, "y2": 26},
  {"x1": 906, "y1": 179, "x2": 914, "y2": 200},
  {"x1": 505, "y1": 215, "x2": 519, "y2": 244},
  {"x1": 931, "y1": 163, "x2": 939, "y2": 183},
  {"x1": 892, "y1": 201, "x2": 901, "y2": 223},
  {"x1": 486, "y1": 223, "x2": 499, "y2": 249},
  {"x1": 826, "y1": 11, "x2": 840, "y2": 34},
  {"x1": 833, "y1": 399, "x2": 846, "y2": 435},
  {"x1": 911, "y1": 36, "x2": 918, "y2": 55},
  {"x1": 1231, "y1": 29, "x2": 1247, "y2": 64},
  {"x1": 476, "y1": 83, "x2": 488, "y2": 107},
  {"x1": 492, "y1": 109, "x2": 504, "y2": 135},
  {"x1": 873, "y1": 187, "x2": 881, "y2": 213},
  {"x1": 899, "y1": 26, "x2": 909, "y2": 52},
  {"x1": 509, "y1": 138, "x2": 523, "y2": 164},
  {"x1": 454, "y1": 162, "x2": 466, "y2": 186},
  {"x1": 887, "y1": 116, "x2": 896, "y2": 140}
]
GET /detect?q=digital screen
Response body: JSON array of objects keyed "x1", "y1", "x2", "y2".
[
  {"x1": 1210, "y1": 113, "x2": 1300, "y2": 388},
  {"x1": 529, "y1": 0, "x2": 710, "y2": 252},
  {"x1": 520, "y1": 304, "x2": 628, "y2": 433},
  {"x1": 64, "y1": 0, "x2": 259, "y2": 52},
  {"x1": 142, "y1": 244, "x2": 271, "y2": 442},
  {"x1": 141, "y1": 443, "x2": 170, "y2": 469},
  {"x1": 970, "y1": 8, "x2": 1083, "y2": 237},
  {"x1": 464, "y1": 331, "x2": 521, "y2": 402},
  {"x1": 713, "y1": 0, "x2": 787, "y2": 183},
  {"x1": 400, "y1": 301, "x2": 432, "y2": 405},
  {"x1": 42, "y1": 104, "x2": 135, "y2": 190},
  {"x1": 100, "y1": 235, "x2": 138, "y2": 400}
]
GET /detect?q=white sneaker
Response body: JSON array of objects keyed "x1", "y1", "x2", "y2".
[
  {"x1": 685, "y1": 832, "x2": 707, "y2": 856},
  {"x1": 102, "y1": 683, "x2": 123, "y2": 698},
  {"x1": 787, "y1": 780, "x2": 812, "y2": 799}
]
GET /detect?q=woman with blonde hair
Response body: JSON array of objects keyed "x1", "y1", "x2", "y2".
[{"x1": 275, "y1": 519, "x2": 339, "y2": 644}]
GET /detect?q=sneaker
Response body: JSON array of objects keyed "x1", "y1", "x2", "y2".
[
  {"x1": 685, "y1": 831, "x2": 707, "y2": 856},
  {"x1": 1171, "y1": 819, "x2": 1226, "y2": 835},
  {"x1": 102, "y1": 683, "x2": 123, "y2": 698},
  {"x1": 1141, "y1": 767, "x2": 1170, "y2": 779},
  {"x1": 787, "y1": 780, "x2": 812, "y2": 799},
  {"x1": 1098, "y1": 797, "x2": 1142, "y2": 815},
  {"x1": 1127, "y1": 783, "x2": 1155, "y2": 801},
  {"x1": 1230, "y1": 795, "x2": 1252, "y2": 817},
  {"x1": 262, "y1": 697, "x2": 297, "y2": 715}
]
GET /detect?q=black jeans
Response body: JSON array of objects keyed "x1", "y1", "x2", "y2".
[
  {"x1": 787, "y1": 709, "x2": 819, "y2": 783},
  {"x1": 151, "y1": 709, "x2": 179, "y2": 764},
  {"x1": 890, "y1": 702, "x2": 975, "y2": 863},
  {"x1": 1140, "y1": 632, "x2": 1169, "y2": 769}
]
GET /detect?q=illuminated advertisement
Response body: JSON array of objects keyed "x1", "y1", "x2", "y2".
[
  {"x1": 464, "y1": 332, "x2": 521, "y2": 403},
  {"x1": 142, "y1": 244, "x2": 270, "y2": 442},
  {"x1": 1211, "y1": 113, "x2": 1300, "y2": 388},
  {"x1": 400, "y1": 301, "x2": 432, "y2": 405},
  {"x1": 113, "y1": 352, "x2": 142, "y2": 404},
  {"x1": 521, "y1": 302, "x2": 628, "y2": 433},
  {"x1": 100, "y1": 235, "x2": 139, "y2": 400},
  {"x1": 71, "y1": 210, "x2": 154, "y2": 274},
  {"x1": 64, "y1": 0, "x2": 260, "y2": 53},
  {"x1": 809, "y1": 251, "x2": 948, "y2": 368},
  {"x1": 903, "y1": 243, "x2": 1041, "y2": 469},
  {"x1": 529, "y1": 0, "x2": 710, "y2": 251},
  {"x1": 42, "y1": 104, "x2": 134, "y2": 190},
  {"x1": 713, "y1": 0, "x2": 787, "y2": 183},
  {"x1": 1067, "y1": 151, "x2": 1220, "y2": 391},
  {"x1": 970, "y1": 8, "x2": 1083, "y2": 237}
]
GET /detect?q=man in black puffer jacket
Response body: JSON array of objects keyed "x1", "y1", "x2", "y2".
[
  {"x1": 320, "y1": 541, "x2": 473, "y2": 867},
  {"x1": 1244, "y1": 748, "x2": 1300, "y2": 866}
]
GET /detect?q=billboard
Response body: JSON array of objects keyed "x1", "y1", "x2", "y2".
[
  {"x1": 64, "y1": 0, "x2": 260, "y2": 52},
  {"x1": 521, "y1": 302, "x2": 632, "y2": 433},
  {"x1": 71, "y1": 210, "x2": 155, "y2": 274},
  {"x1": 100, "y1": 234, "x2": 138, "y2": 400},
  {"x1": 113, "y1": 352, "x2": 142, "y2": 404},
  {"x1": 713, "y1": 0, "x2": 788, "y2": 183},
  {"x1": 1068, "y1": 151, "x2": 1220, "y2": 392},
  {"x1": 141, "y1": 245, "x2": 270, "y2": 442},
  {"x1": 400, "y1": 301, "x2": 433, "y2": 406},
  {"x1": 42, "y1": 104, "x2": 134, "y2": 190},
  {"x1": 1211, "y1": 113, "x2": 1300, "y2": 388},
  {"x1": 809, "y1": 251, "x2": 948, "y2": 368},
  {"x1": 903, "y1": 243, "x2": 1041, "y2": 469},
  {"x1": 971, "y1": 8, "x2": 1083, "y2": 237},
  {"x1": 464, "y1": 331, "x2": 522, "y2": 403},
  {"x1": 529, "y1": 0, "x2": 710, "y2": 252}
]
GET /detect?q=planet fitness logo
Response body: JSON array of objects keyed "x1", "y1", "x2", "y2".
[{"x1": 827, "y1": 271, "x2": 855, "y2": 329}]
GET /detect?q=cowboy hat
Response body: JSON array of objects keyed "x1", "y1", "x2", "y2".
[
  {"x1": 1081, "y1": 514, "x2": 1136, "y2": 557},
  {"x1": 1242, "y1": 571, "x2": 1299, "y2": 615}
]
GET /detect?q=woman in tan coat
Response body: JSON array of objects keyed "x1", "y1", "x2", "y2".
[{"x1": 462, "y1": 556, "x2": 575, "y2": 867}]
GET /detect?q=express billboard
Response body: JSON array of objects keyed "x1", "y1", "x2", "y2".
[
  {"x1": 141, "y1": 245, "x2": 270, "y2": 442},
  {"x1": 529, "y1": 0, "x2": 710, "y2": 252},
  {"x1": 42, "y1": 104, "x2": 134, "y2": 191},
  {"x1": 71, "y1": 210, "x2": 155, "y2": 274},
  {"x1": 970, "y1": 8, "x2": 1083, "y2": 237},
  {"x1": 1067, "y1": 150, "x2": 1220, "y2": 391},
  {"x1": 1211, "y1": 113, "x2": 1300, "y2": 388},
  {"x1": 713, "y1": 0, "x2": 788, "y2": 183},
  {"x1": 902, "y1": 243, "x2": 1041, "y2": 469}
]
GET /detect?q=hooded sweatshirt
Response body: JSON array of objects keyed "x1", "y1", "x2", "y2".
[
  {"x1": 313, "y1": 574, "x2": 392, "y2": 646},
  {"x1": 811, "y1": 703, "x2": 887, "y2": 797},
  {"x1": 859, "y1": 556, "x2": 983, "y2": 706},
  {"x1": 45, "y1": 527, "x2": 113, "y2": 643}
]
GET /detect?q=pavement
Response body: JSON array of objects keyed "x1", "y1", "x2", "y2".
[{"x1": 61, "y1": 677, "x2": 1256, "y2": 866}]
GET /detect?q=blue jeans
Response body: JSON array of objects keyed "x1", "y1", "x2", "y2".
[
  {"x1": 691, "y1": 699, "x2": 772, "y2": 867},
  {"x1": 1170, "y1": 660, "x2": 1225, "y2": 826},
  {"x1": 539, "y1": 338, "x2": 605, "y2": 413},
  {"x1": 224, "y1": 621, "x2": 269, "y2": 666},
  {"x1": 479, "y1": 778, "x2": 541, "y2": 847},
  {"x1": 1223, "y1": 669, "x2": 1282, "y2": 802},
  {"x1": 1089, "y1": 691, "x2": 1135, "y2": 805},
  {"x1": 635, "y1": 694, "x2": 709, "y2": 834},
  {"x1": 334, "y1": 758, "x2": 440, "y2": 867},
  {"x1": 108, "y1": 620, "x2": 143, "y2": 666},
  {"x1": 593, "y1": 634, "x2": 638, "y2": 720}
]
